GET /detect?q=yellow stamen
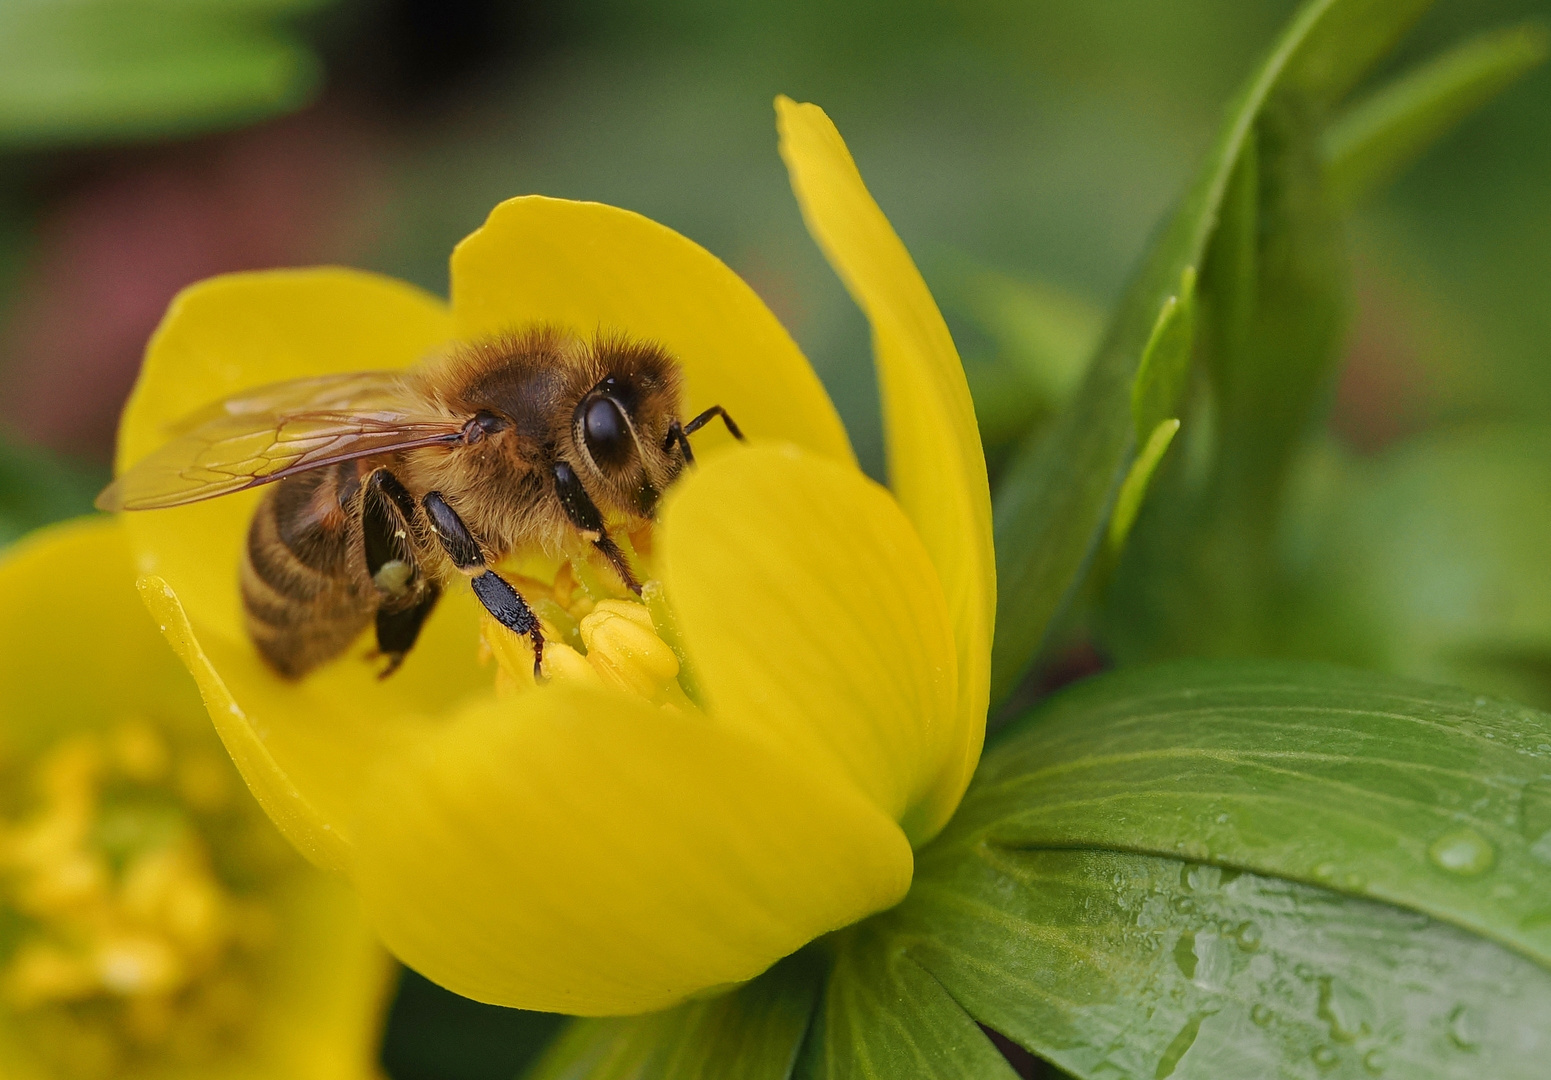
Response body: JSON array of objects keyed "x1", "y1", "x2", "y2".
[
  {"x1": 479, "y1": 554, "x2": 693, "y2": 708},
  {"x1": 580, "y1": 600, "x2": 681, "y2": 699},
  {"x1": 0, "y1": 723, "x2": 277, "y2": 1073}
]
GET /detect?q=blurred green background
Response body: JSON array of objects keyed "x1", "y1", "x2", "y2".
[{"x1": 3, "y1": 1, "x2": 1550, "y2": 1076}]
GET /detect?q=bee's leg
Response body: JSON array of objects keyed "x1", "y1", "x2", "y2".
[
  {"x1": 552, "y1": 462, "x2": 642, "y2": 595},
  {"x1": 374, "y1": 585, "x2": 441, "y2": 679},
  {"x1": 362, "y1": 468, "x2": 439, "y2": 677},
  {"x1": 664, "y1": 406, "x2": 744, "y2": 465},
  {"x1": 422, "y1": 491, "x2": 544, "y2": 679}
]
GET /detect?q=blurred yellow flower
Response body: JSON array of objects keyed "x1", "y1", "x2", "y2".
[
  {"x1": 120, "y1": 98, "x2": 993, "y2": 1015},
  {"x1": 0, "y1": 519, "x2": 389, "y2": 1080}
]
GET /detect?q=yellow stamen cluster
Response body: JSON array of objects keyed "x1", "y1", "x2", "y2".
[
  {"x1": 481, "y1": 552, "x2": 693, "y2": 709},
  {"x1": 0, "y1": 719, "x2": 278, "y2": 1078}
]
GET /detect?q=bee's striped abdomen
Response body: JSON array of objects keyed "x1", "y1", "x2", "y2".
[{"x1": 241, "y1": 464, "x2": 373, "y2": 678}]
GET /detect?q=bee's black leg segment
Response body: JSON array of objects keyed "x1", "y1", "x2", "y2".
[
  {"x1": 471, "y1": 571, "x2": 544, "y2": 679},
  {"x1": 375, "y1": 584, "x2": 441, "y2": 679},
  {"x1": 422, "y1": 491, "x2": 486, "y2": 571},
  {"x1": 422, "y1": 490, "x2": 544, "y2": 678},
  {"x1": 553, "y1": 463, "x2": 642, "y2": 595},
  {"x1": 682, "y1": 405, "x2": 743, "y2": 441},
  {"x1": 362, "y1": 468, "x2": 436, "y2": 677},
  {"x1": 363, "y1": 468, "x2": 421, "y2": 596}
]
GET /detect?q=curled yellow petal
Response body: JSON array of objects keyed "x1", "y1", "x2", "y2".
[
  {"x1": 659, "y1": 444, "x2": 961, "y2": 844},
  {"x1": 137, "y1": 575, "x2": 353, "y2": 875},
  {"x1": 449, "y1": 195, "x2": 855, "y2": 466},
  {"x1": 776, "y1": 98, "x2": 993, "y2": 836},
  {"x1": 351, "y1": 685, "x2": 912, "y2": 1015}
]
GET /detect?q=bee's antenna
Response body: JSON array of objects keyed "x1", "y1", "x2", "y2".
[{"x1": 667, "y1": 406, "x2": 743, "y2": 465}]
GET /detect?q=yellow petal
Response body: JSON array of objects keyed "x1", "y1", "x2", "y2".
[
  {"x1": 0, "y1": 518, "x2": 204, "y2": 748},
  {"x1": 138, "y1": 576, "x2": 349, "y2": 874},
  {"x1": 449, "y1": 195, "x2": 854, "y2": 466},
  {"x1": 776, "y1": 98, "x2": 994, "y2": 837},
  {"x1": 350, "y1": 684, "x2": 912, "y2": 1015},
  {"x1": 658, "y1": 444, "x2": 962, "y2": 845},
  {"x1": 229, "y1": 872, "x2": 393, "y2": 1080}
]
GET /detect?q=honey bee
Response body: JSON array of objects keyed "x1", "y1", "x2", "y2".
[{"x1": 98, "y1": 327, "x2": 742, "y2": 679}]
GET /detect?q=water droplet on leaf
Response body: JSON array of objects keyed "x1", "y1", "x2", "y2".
[
  {"x1": 1317, "y1": 977, "x2": 1372, "y2": 1043},
  {"x1": 1312, "y1": 1045, "x2": 1340, "y2": 1071},
  {"x1": 1250, "y1": 1003, "x2": 1274, "y2": 1027},
  {"x1": 1154, "y1": 1012, "x2": 1211, "y2": 1079},
  {"x1": 1428, "y1": 828, "x2": 1495, "y2": 876},
  {"x1": 1173, "y1": 932, "x2": 1197, "y2": 980},
  {"x1": 1363, "y1": 1048, "x2": 1387, "y2": 1075},
  {"x1": 1447, "y1": 1004, "x2": 1480, "y2": 1050}
]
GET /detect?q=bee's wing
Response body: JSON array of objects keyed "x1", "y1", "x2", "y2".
[{"x1": 99, "y1": 373, "x2": 467, "y2": 511}]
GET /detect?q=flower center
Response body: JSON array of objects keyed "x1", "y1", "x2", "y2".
[
  {"x1": 482, "y1": 534, "x2": 695, "y2": 709},
  {"x1": 0, "y1": 719, "x2": 284, "y2": 1078}
]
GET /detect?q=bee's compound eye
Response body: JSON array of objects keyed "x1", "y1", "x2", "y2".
[{"x1": 583, "y1": 396, "x2": 632, "y2": 469}]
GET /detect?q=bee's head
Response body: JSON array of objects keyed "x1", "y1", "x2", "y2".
[{"x1": 570, "y1": 338, "x2": 685, "y2": 518}]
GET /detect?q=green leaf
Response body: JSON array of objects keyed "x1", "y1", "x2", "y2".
[
  {"x1": 894, "y1": 850, "x2": 1551, "y2": 1080},
  {"x1": 800, "y1": 918, "x2": 1017, "y2": 1080},
  {"x1": 967, "y1": 660, "x2": 1551, "y2": 968},
  {"x1": 1130, "y1": 268, "x2": 1194, "y2": 446},
  {"x1": 0, "y1": 0, "x2": 325, "y2": 148},
  {"x1": 1101, "y1": 71, "x2": 1350, "y2": 667},
  {"x1": 1106, "y1": 418, "x2": 1180, "y2": 556},
  {"x1": 524, "y1": 952, "x2": 822, "y2": 1080},
  {"x1": 987, "y1": 0, "x2": 1432, "y2": 706},
  {"x1": 801, "y1": 924, "x2": 1018, "y2": 1080},
  {"x1": 828, "y1": 659, "x2": 1551, "y2": 1079},
  {"x1": 1324, "y1": 22, "x2": 1550, "y2": 209},
  {"x1": 1202, "y1": 93, "x2": 1347, "y2": 513}
]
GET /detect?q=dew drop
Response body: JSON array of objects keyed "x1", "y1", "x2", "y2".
[
  {"x1": 1250, "y1": 1003, "x2": 1274, "y2": 1028},
  {"x1": 1363, "y1": 1048, "x2": 1388, "y2": 1075},
  {"x1": 1428, "y1": 828, "x2": 1495, "y2": 876},
  {"x1": 1154, "y1": 1012, "x2": 1211, "y2": 1079},
  {"x1": 1312, "y1": 1045, "x2": 1340, "y2": 1071},
  {"x1": 1173, "y1": 931, "x2": 1198, "y2": 980},
  {"x1": 1235, "y1": 921, "x2": 1262, "y2": 952},
  {"x1": 1317, "y1": 976, "x2": 1371, "y2": 1043},
  {"x1": 1447, "y1": 1004, "x2": 1480, "y2": 1051}
]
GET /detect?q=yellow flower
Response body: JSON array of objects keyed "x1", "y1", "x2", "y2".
[
  {"x1": 119, "y1": 98, "x2": 993, "y2": 1015},
  {"x1": 0, "y1": 519, "x2": 390, "y2": 1080}
]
